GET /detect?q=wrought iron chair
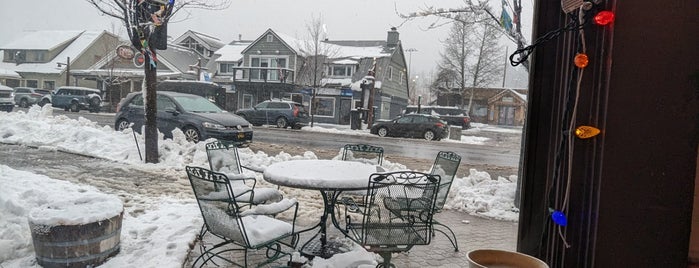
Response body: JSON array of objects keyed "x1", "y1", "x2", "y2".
[
  {"x1": 206, "y1": 140, "x2": 282, "y2": 205},
  {"x1": 186, "y1": 166, "x2": 301, "y2": 268},
  {"x1": 341, "y1": 144, "x2": 384, "y2": 165},
  {"x1": 428, "y1": 151, "x2": 462, "y2": 251},
  {"x1": 344, "y1": 171, "x2": 441, "y2": 268}
]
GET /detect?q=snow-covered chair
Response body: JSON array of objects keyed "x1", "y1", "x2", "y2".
[
  {"x1": 205, "y1": 140, "x2": 281, "y2": 205},
  {"x1": 186, "y1": 166, "x2": 301, "y2": 268},
  {"x1": 428, "y1": 151, "x2": 462, "y2": 251},
  {"x1": 341, "y1": 143, "x2": 384, "y2": 165},
  {"x1": 344, "y1": 171, "x2": 441, "y2": 268}
]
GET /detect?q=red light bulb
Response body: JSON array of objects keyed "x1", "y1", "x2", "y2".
[
  {"x1": 574, "y1": 53, "x2": 589, "y2": 68},
  {"x1": 594, "y1": 11, "x2": 615, "y2": 26}
]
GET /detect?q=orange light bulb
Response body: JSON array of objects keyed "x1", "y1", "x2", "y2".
[
  {"x1": 575, "y1": 126, "x2": 601, "y2": 139},
  {"x1": 574, "y1": 53, "x2": 589, "y2": 68}
]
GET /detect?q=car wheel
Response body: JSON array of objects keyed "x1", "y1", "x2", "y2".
[
  {"x1": 423, "y1": 130, "x2": 436, "y2": 141},
  {"x1": 182, "y1": 127, "x2": 201, "y2": 143},
  {"x1": 89, "y1": 97, "x2": 101, "y2": 113},
  {"x1": 115, "y1": 119, "x2": 131, "y2": 131},
  {"x1": 70, "y1": 102, "x2": 79, "y2": 112},
  {"x1": 377, "y1": 127, "x2": 388, "y2": 137},
  {"x1": 39, "y1": 99, "x2": 49, "y2": 107},
  {"x1": 276, "y1": 117, "x2": 288, "y2": 128},
  {"x1": 19, "y1": 99, "x2": 28, "y2": 108}
]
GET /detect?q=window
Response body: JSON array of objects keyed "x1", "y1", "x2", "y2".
[
  {"x1": 219, "y1": 63, "x2": 236, "y2": 74},
  {"x1": 502, "y1": 96, "x2": 514, "y2": 102},
  {"x1": 157, "y1": 95, "x2": 177, "y2": 111},
  {"x1": 26, "y1": 80, "x2": 38, "y2": 88},
  {"x1": 399, "y1": 71, "x2": 404, "y2": 85},
  {"x1": 311, "y1": 97, "x2": 335, "y2": 117},
  {"x1": 243, "y1": 94, "x2": 253, "y2": 108},
  {"x1": 43, "y1": 81, "x2": 55, "y2": 90},
  {"x1": 266, "y1": 34, "x2": 273, "y2": 42},
  {"x1": 290, "y1": 93, "x2": 303, "y2": 104},
  {"x1": 254, "y1": 101, "x2": 269, "y2": 109},
  {"x1": 129, "y1": 95, "x2": 144, "y2": 107},
  {"x1": 387, "y1": 66, "x2": 393, "y2": 80},
  {"x1": 268, "y1": 102, "x2": 289, "y2": 109},
  {"x1": 329, "y1": 65, "x2": 353, "y2": 77},
  {"x1": 396, "y1": 116, "x2": 413, "y2": 124},
  {"x1": 250, "y1": 57, "x2": 288, "y2": 81}
]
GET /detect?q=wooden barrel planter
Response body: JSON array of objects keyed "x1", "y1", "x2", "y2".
[{"x1": 28, "y1": 195, "x2": 123, "y2": 268}]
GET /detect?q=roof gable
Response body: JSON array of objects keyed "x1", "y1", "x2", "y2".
[
  {"x1": 1, "y1": 30, "x2": 84, "y2": 51},
  {"x1": 173, "y1": 30, "x2": 225, "y2": 50}
]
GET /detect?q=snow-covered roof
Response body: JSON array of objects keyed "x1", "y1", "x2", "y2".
[
  {"x1": 214, "y1": 41, "x2": 252, "y2": 62},
  {"x1": 0, "y1": 30, "x2": 84, "y2": 50},
  {"x1": 0, "y1": 30, "x2": 110, "y2": 74},
  {"x1": 0, "y1": 68, "x2": 21, "y2": 79},
  {"x1": 332, "y1": 59, "x2": 359, "y2": 65},
  {"x1": 174, "y1": 30, "x2": 225, "y2": 50}
]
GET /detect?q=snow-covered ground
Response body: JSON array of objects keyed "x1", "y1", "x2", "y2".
[{"x1": 0, "y1": 106, "x2": 520, "y2": 267}]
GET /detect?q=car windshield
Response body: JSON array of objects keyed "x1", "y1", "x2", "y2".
[{"x1": 172, "y1": 95, "x2": 222, "y2": 113}]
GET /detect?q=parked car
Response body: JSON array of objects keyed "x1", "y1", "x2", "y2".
[
  {"x1": 404, "y1": 105, "x2": 471, "y2": 129},
  {"x1": 0, "y1": 85, "x2": 14, "y2": 112},
  {"x1": 114, "y1": 91, "x2": 253, "y2": 144},
  {"x1": 370, "y1": 114, "x2": 449, "y2": 141},
  {"x1": 41, "y1": 86, "x2": 102, "y2": 112},
  {"x1": 13, "y1": 87, "x2": 51, "y2": 108},
  {"x1": 235, "y1": 100, "x2": 308, "y2": 129}
]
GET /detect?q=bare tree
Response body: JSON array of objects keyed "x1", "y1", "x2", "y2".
[
  {"x1": 86, "y1": 0, "x2": 230, "y2": 163},
  {"x1": 397, "y1": 0, "x2": 528, "y2": 69},
  {"x1": 298, "y1": 14, "x2": 338, "y2": 127},
  {"x1": 435, "y1": 8, "x2": 503, "y2": 114}
]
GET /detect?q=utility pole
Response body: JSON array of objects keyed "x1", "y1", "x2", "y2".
[{"x1": 57, "y1": 57, "x2": 71, "y2": 86}]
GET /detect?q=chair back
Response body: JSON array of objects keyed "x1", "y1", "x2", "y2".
[
  {"x1": 185, "y1": 166, "x2": 252, "y2": 247},
  {"x1": 342, "y1": 144, "x2": 384, "y2": 165},
  {"x1": 358, "y1": 171, "x2": 440, "y2": 247},
  {"x1": 206, "y1": 140, "x2": 243, "y2": 175},
  {"x1": 429, "y1": 151, "x2": 461, "y2": 210}
]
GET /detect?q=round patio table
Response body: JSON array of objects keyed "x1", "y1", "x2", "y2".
[{"x1": 263, "y1": 159, "x2": 385, "y2": 258}]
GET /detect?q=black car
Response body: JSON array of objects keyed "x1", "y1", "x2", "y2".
[
  {"x1": 404, "y1": 105, "x2": 471, "y2": 129},
  {"x1": 370, "y1": 114, "x2": 449, "y2": 141},
  {"x1": 235, "y1": 100, "x2": 308, "y2": 129},
  {"x1": 114, "y1": 91, "x2": 253, "y2": 144}
]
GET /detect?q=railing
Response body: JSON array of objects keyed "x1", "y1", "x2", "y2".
[{"x1": 230, "y1": 67, "x2": 295, "y2": 84}]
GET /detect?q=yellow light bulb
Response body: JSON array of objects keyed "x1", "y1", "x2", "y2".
[{"x1": 575, "y1": 126, "x2": 601, "y2": 139}]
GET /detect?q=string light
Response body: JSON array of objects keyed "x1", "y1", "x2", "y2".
[
  {"x1": 551, "y1": 209, "x2": 568, "y2": 226},
  {"x1": 594, "y1": 11, "x2": 615, "y2": 26},
  {"x1": 574, "y1": 53, "x2": 589, "y2": 68},
  {"x1": 575, "y1": 125, "x2": 601, "y2": 139}
]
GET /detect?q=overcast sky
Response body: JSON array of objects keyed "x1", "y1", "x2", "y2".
[{"x1": 0, "y1": 0, "x2": 532, "y2": 87}]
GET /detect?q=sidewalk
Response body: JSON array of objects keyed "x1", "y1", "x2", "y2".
[{"x1": 185, "y1": 210, "x2": 518, "y2": 267}]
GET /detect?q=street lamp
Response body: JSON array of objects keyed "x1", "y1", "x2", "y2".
[
  {"x1": 405, "y1": 48, "x2": 417, "y2": 76},
  {"x1": 56, "y1": 57, "x2": 70, "y2": 86}
]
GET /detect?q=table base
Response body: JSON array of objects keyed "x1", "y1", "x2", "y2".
[{"x1": 300, "y1": 237, "x2": 351, "y2": 259}]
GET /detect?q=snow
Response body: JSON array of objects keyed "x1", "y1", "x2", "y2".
[
  {"x1": 263, "y1": 160, "x2": 388, "y2": 190},
  {"x1": 0, "y1": 105, "x2": 520, "y2": 267}
]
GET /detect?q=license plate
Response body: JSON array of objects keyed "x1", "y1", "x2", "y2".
[{"x1": 237, "y1": 133, "x2": 245, "y2": 139}]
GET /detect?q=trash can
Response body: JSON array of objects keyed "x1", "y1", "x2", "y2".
[
  {"x1": 448, "y1": 126, "x2": 461, "y2": 140},
  {"x1": 350, "y1": 110, "x2": 361, "y2": 130}
]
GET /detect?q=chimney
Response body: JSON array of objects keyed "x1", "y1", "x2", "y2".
[
  {"x1": 238, "y1": 34, "x2": 242, "y2": 41},
  {"x1": 387, "y1": 27, "x2": 399, "y2": 47}
]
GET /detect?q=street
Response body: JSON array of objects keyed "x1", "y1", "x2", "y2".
[{"x1": 19, "y1": 107, "x2": 522, "y2": 169}]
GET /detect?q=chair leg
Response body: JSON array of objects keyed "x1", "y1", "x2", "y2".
[
  {"x1": 376, "y1": 252, "x2": 396, "y2": 268},
  {"x1": 433, "y1": 220, "x2": 459, "y2": 252}
]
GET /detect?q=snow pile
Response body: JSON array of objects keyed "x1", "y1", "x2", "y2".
[{"x1": 445, "y1": 169, "x2": 519, "y2": 221}]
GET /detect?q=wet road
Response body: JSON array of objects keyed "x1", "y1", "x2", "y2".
[{"x1": 17, "y1": 107, "x2": 521, "y2": 167}]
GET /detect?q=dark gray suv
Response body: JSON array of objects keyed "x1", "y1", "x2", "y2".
[
  {"x1": 235, "y1": 100, "x2": 308, "y2": 129},
  {"x1": 115, "y1": 91, "x2": 253, "y2": 144},
  {"x1": 42, "y1": 86, "x2": 102, "y2": 113}
]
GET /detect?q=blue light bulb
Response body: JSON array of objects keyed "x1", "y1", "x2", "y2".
[{"x1": 551, "y1": 210, "x2": 568, "y2": 226}]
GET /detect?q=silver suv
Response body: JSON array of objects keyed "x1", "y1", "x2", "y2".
[
  {"x1": 42, "y1": 86, "x2": 102, "y2": 113},
  {"x1": 13, "y1": 87, "x2": 51, "y2": 108}
]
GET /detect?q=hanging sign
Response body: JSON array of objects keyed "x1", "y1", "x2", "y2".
[
  {"x1": 116, "y1": 45, "x2": 135, "y2": 60},
  {"x1": 133, "y1": 52, "x2": 145, "y2": 68}
]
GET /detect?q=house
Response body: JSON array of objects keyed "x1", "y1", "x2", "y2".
[
  {"x1": 218, "y1": 28, "x2": 410, "y2": 124},
  {"x1": 434, "y1": 87, "x2": 528, "y2": 126},
  {"x1": 0, "y1": 30, "x2": 121, "y2": 90},
  {"x1": 173, "y1": 30, "x2": 225, "y2": 75}
]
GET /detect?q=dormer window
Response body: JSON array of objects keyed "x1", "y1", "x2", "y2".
[
  {"x1": 327, "y1": 65, "x2": 354, "y2": 77},
  {"x1": 266, "y1": 34, "x2": 273, "y2": 42}
]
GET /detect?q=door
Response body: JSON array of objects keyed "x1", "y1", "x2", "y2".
[
  {"x1": 250, "y1": 101, "x2": 269, "y2": 125},
  {"x1": 339, "y1": 99, "x2": 351, "y2": 124},
  {"x1": 156, "y1": 95, "x2": 179, "y2": 137},
  {"x1": 498, "y1": 106, "x2": 515, "y2": 125}
]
